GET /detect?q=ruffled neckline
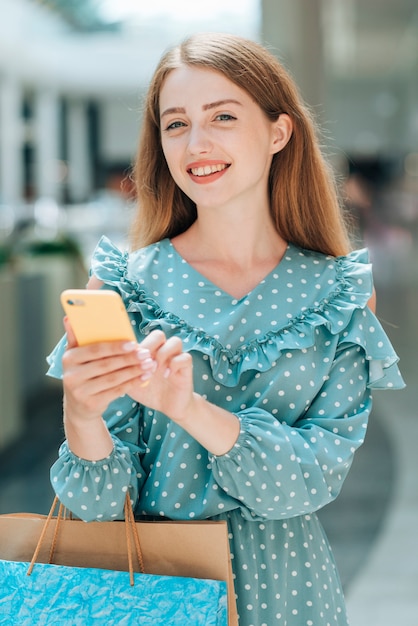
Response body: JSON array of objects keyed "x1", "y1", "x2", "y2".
[
  {"x1": 166, "y1": 238, "x2": 291, "y2": 303},
  {"x1": 90, "y1": 236, "x2": 404, "y2": 390}
]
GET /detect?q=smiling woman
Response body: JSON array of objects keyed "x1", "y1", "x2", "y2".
[
  {"x1": 132, "y1": 34, "x2": 349, "y2": 255},
  {"x1": 158, "y1": 65, "x2": 291, "y2": 210},
  {"x1": 47, "y1": 32, "x2": 404, "y2": 626}
]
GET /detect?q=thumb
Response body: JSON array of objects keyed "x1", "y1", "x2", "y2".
[{"x1": 63, "y1": 316, "x2": 79, "y2": 348}]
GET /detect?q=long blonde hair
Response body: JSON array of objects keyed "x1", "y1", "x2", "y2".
[{"x1": 131, "y1": 33, "x2": 351, "y2": 256}]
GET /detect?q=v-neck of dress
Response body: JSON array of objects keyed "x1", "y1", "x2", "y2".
[{"x1": 166, "y1": 238, "x2": 292, "y2": 303}]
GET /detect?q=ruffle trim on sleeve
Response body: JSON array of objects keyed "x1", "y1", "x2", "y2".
[
  {"x1": 92, "y1": 237, "x2": 404, "y2": 390},
  {"x1": 46, "y1": 334, "x2": 68, "y2": 379}
]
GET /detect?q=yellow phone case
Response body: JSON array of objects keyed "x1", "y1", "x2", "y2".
[{"x1": 60, "y1": 289, "x2": 136, "y2": 346}]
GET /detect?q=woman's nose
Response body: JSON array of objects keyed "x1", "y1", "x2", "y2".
[{"x1": 187, "y1": 125, "x2": 212, "y2": 154}]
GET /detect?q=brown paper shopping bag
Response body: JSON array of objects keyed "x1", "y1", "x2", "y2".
[{"x1": 0, "y1": 499, "x2": 238, "y2": 625}]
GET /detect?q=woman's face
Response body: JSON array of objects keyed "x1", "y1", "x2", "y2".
[{"x1": 159, "y1": 65, "x2": 290, "y2": 213}]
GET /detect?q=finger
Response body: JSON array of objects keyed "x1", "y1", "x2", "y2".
[
  {"x1": 151, "y1": 337, "x2": 185, "y2": 380},
  {"x1": 164, "y1": 352, "x2": 193, "y2": 381},
  {"x1": 64, "y1": 357, "x2": 145, "y2": 399},
  {"x1": 138, "y1": 330, "x2": 167, "y2": 355},
  {"x1": 63, "y1": 345, "x2": 156, "y2": 385},
  {"x1": 155, "y1": 336, "x2": 183, "y2": 362},
  {"x1": 63, "y1": 316, "x2": 78, "y2": 348},
  {"x1": 63, "y1": 337, "x2": 148, "y2": 366}
]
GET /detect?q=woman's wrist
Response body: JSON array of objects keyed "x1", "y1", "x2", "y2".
[
  {"x1": 64, "y1": 413, "x2": 114, "y2": 461},
  {"x1": 176, "y1": 392, "x2": 240, "y2": 456}
]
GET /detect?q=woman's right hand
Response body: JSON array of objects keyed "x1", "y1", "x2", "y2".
[{"x1": 61, "y1": 317, "x2": 156, "y2": 459}]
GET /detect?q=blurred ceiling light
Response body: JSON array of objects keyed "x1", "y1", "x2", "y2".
[{"x1": 99, "y1": 0, "x2": 259, "y2": 23}]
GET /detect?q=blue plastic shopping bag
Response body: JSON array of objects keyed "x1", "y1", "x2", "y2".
[{"x1": 0, "y1": 559, "x2": 228, "y2": 625}]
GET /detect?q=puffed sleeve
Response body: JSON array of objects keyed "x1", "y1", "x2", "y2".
[
  {"x1": 207, "y1": 249, "x2": 405, "y2": 522},
  {"x1": 209, "y1": 342, "x2": 371, "y2": 521},
  {"x1": 49, "y1": 396, "x2": 146, "y2": 522},
  {"x1": 46, "y1": 237, "x2": 147, "y2": 521}
]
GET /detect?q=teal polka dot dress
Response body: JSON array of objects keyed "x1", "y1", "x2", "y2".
[{"x1": 47, "y1": 236, "x2": 405, "y2": 625}]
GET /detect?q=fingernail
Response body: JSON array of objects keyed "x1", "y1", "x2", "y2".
[
  {"x1": 163, "y1": 367, "x2": 171, "y2": 379},
  {"x1": 140, "y1": 357, "x2": 156, "y2": 370},
  {"x1": 122, "y1": 342, "x2": 137, "y2": 352},
  {"x1": 135, "y1": 349, "x2": 151, "y2": 360}
]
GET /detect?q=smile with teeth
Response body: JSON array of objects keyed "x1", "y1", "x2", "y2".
[{"x1": 189, "y1": 163, "x2": 229, "y2": 177}]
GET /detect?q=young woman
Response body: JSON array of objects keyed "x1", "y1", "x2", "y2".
[{"x1": 47, "y1": 33, "x2": 404, "y2": 625}]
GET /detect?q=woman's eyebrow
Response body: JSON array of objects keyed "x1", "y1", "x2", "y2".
[
  {"x1": 203, "y1": 99, "x2": 242, "y2": 111},
  {"x1": 160, "y1": 99, "x2": 242, "y2": 118},
  {"x1": 160, "y1": 106, "x2": 185, "y2": 118}
]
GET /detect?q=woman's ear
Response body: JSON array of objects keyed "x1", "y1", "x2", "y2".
[{"x1": 271, "y1": 114, "x2": 293, "y2": 154}]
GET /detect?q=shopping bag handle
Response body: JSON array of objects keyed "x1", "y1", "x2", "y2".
[
  {"x1": 27, "y1": 494, "x2": 145, "y2": 586},
  {"x1": 124, "y1": 491, "x2": 145, "y2": 583}
]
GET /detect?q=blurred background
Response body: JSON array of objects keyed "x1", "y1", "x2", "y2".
[{"x1": 0, "y1": 1, "x2": 417, "y2": 624}]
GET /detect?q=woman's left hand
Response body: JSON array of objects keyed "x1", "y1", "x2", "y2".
[{"x1": 127, "y1": 330, "x2": 195, "y2": 423}]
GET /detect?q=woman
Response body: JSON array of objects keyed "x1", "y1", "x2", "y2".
[{"x1": 48, "y1": 33, "x2": 404, "y2": 625}]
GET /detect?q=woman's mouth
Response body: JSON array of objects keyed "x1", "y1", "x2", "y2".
[{"x1": 188, "y1": 163, "x2": 230, "y2": 177}]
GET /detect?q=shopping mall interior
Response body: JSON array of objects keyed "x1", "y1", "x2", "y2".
[{"x1": 0, "y1": 1, "x2": 417, "y2": 624}]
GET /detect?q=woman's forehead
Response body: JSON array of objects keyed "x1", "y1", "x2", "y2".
[{"x1": 159, "y1": 66, "x2": 248, "y2": 111}]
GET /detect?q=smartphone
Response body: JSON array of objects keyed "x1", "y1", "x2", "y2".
[{"x1": 60, "y1": 289, "x2": 136, "y2": 346}]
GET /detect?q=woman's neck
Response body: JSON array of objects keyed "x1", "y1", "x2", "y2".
[
  {"x1": 171, "y1": 217, "x2": 288, "y2": 300},
  {"x1": 174, "y1": 211, "x2": 286, "y2": 268}
]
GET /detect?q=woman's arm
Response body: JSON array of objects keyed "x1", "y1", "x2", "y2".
[
  {"x1": 368, "y1": 287, "x2": 377, "y2": 313},
  {"x1": 208, "y1": 344, "x2": 372, "y2": 521}
]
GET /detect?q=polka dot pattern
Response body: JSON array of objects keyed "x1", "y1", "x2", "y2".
[{"x1": 47, "y1": 236, "x2": 405, "y2": 626}]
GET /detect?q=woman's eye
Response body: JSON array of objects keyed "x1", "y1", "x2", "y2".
[
  {"x1": 215, "y1": 113, "x2": 236, "y2": 122},
  {"x1": 165, "y1": 120, "x2": 186, "y2": 131}
]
